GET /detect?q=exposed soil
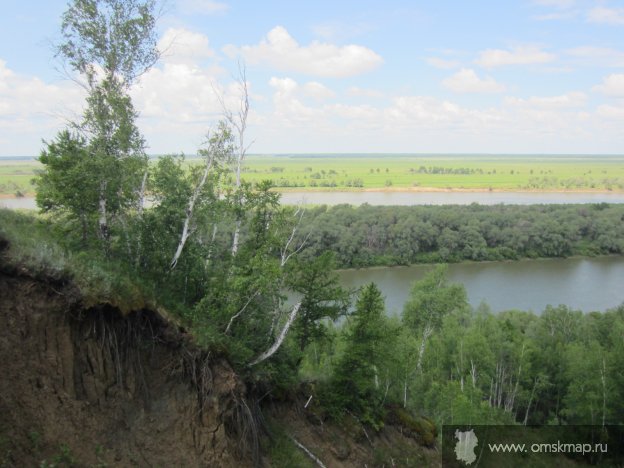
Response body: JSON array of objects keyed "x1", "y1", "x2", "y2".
[
  {"x1": 0, "y1": 256, "x2": 439, "y2": 467},
  {"x1": 0, "y1": 269, "x2": 253, "y2": 467}
]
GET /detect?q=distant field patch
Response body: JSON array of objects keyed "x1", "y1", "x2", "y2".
[{"x1": 1, "y1": 154, "x2": 623, "y2": 196}]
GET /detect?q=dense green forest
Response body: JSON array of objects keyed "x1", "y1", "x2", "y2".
[
  {"x1": 301, "y1": 269, "x2": 624, "y2": 429},
  {"x1": 4, "y1": 0, "x2": 624, "y2": 464},
  {"x1": 296, "y1": 203, "x2": 624, "y2": 268}
]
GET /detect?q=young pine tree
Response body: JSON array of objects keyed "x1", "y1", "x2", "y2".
[{"x1": 330, "y1": 283, "x2": 388, "y2": 427}]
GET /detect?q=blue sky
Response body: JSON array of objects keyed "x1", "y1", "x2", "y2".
[{"x1": 1, "y1": 0, "x2": 624, "y2": 155}]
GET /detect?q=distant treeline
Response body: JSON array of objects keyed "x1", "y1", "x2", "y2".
[{"x1": 297, "y1": 203, "x2": 624, "y2": 268}]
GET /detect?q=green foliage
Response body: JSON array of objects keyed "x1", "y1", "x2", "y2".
[
  {"x1": 35, "y1": 131, "x2": 98, "y2": 241},
  {"x1": 326, "y1": 283, "x2": 389, "y2": 428},
  {"x1": 35, "y1": 0, "x2": 159, "y2": 252},
  {"x1": 286, "y1": 252, "x2": 350, "y2": 352},
  {"x1": 59, "y1": 0, "x2": 159, "y2": 85},
  {"x1": 298, "y1": 203, "x2": 624, "y2": 268},
  {"x1": 402, "y1": 264, "x2": 468, "y2": 332},
  {"x1": 264, "y1": 425, "x2": 313, "y2": 468}
]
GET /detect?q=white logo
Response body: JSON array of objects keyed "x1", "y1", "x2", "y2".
[{"x1": 454, "y1": 429, "x2": 478, "y2": 465}]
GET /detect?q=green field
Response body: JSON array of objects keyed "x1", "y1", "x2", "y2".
[{"x1": 2, "y1": 154, "x2": 624, "y2": 196}]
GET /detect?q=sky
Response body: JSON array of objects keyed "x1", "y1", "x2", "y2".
[{"x1": 1, "y1": 0, "x2": 624, "y2": 156}]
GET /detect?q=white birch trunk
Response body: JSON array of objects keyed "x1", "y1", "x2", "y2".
[
  {"x1": 470, "y1": 359, "x2": 477, "y2": 389},
  {"x1": 135, "y1": 170, "x2": 148, "y2": 265},
  {"x1": 223, "y1": 67, "x2": 249, "y2": 258},
  {"x1": 98, "y1": 180, "x2": 108, "y2": 241},
  {"x1": 225, "y1": 290, "x2": 260, "y2": 334},
  {"x1": 170, "y1": 153, "x2": 214, "y2": 269},
  {"x1": 205, "y1": 223, "x2": 218, "y2": 266},
  {"x1": 137, "y1": 170, "x2": 148, "y2": 216},
  {"x1": 523, "y1": 376, "x2": 539, "y2": 425},
  {"x1": 231, "y1": 221, "x2": 241, "y2": 256},
  {"x1": 416, "y1": 323, "x2": 433, "y2": 373},
  {"x1": 249, "y1": 302, "x2": 301, "y2": 366}
]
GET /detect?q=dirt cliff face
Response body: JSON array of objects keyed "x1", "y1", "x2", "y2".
[
  {"x1": 0, "y1": 271, "x2": 252, "y2": 467},
  {"x1": 0, "y1": 264, "x2": 439, "y2": 467}
]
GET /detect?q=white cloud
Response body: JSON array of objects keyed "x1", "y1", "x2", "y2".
[
  {"x1": 178, "y1": 0, "x2": 228, "y2": 15},
  {"x1": 328, "y1": 103, "x2": 378, "y2": 121},
  {"x1": 587, "y1": 7, "x2": 624, "y2": 25},
  {"x1": 302, "y1": 81, "x2": 335, "y2": 101},
  {"x1": 158, "y1": 28, "x2": 215, "y2": 65},
  {"x1": 382, "y1": 96, "x2": 503, "y2": 132},
  {"x1": 426, "y1": 57, "x2": 461, "y2": 69},
  {"x1": 0, "y1": 59, "x2": 85, "y2": 153},
  {"x1": 347, "y1": 86, "x2": 385, "y2": 98},
  {"x1": 566, "y1": 46, "x2": 624, "y2": 67},
  {"x1": 476, "y1": 46, "x2": 555, "y2": 68},
  {"x1": 442, "y1": 68, "x2": 505, "y2": 93},
  {"x1": 225, "y1": 26, "x2": 383, "y2": 78},
  {"x1": 592, "y1": 74, "x2": 624, "y2": 97},
  {"x1": 596, "y1": 104, "x2": 624, "y2": 119},
  {"x1": 268, "y1": 77, "x2": 324, "y2": 126},
  {"x1": 504, "y1": 92, "x2": 587, "y2": 109}
]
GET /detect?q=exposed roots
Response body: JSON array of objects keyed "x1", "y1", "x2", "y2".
[
  {"x1": 74, "y1": 306, "x2": 166, "y2": 404},
  {"x1": 176, "y1": 349, "x2": 214, "y2": 416},
  {"x1": 225, "y1": 395, "x2": 261, "y2": 467}
]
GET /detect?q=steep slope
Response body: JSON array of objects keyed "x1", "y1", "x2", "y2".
[
  {"x1": 0, "y1": 268, "x2": 254, "y2": 467},
  {"x1": 0, "y1": 225, "x2": 439, "y2": 467}
]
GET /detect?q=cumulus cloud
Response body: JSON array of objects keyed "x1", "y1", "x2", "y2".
[
  {"x1": 442, "y1": 68, "x2": 505, "y2": 93},
  {"x1": 0, "y1": 60, "x2": 85, "y2": 153},
  {"x1": 587, "y1": 6, "x2": 624, "y2": 25},
  {"x1": 426, "y1": 57, "x2": 461, "y2": 69},
  {"x1": 347, "y1": 86, "x2": 384, "y2": 98},
  {"x1": 476, "y1": 46, "x2": 555, "y2": 68},
  {"x1": 268, "y1": 76, "x2": 325, "y2": 126},
  {"x1": 302, "y1": 81, "x2": 335, "y2": 101},
  {"x1": 592, "y1": 74, "x2": 624, "y2": 97},
  {"x1": 225, "y1": 26, "x2": 383, "y2": 78},
  {"x1": 158, "y1": 27, "x2": 215, "y2": 65},
  {"x1": 504, "y1": 92, "x2": 587, "y2": 109},
  {"x1": 596, "y1": 104, "x2": 624, "y2": 119},
  {"x1": 131, "y1": 29, "x2": 228, "y2": 127},
  {"x1": 566, "y1": 46, "x2": 624, "y2": 67}
]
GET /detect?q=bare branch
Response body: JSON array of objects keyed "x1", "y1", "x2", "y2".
[
  {"x1": 280, "y1": 204, "x2": 309, "y2": 267},
  {"x1": 289, "y1": 436, "x2": 326, "y2": 468}
]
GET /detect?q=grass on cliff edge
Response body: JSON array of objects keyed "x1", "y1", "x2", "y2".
[{"x1": 0, "y1": 208, "x2": 170, "y2": 317}]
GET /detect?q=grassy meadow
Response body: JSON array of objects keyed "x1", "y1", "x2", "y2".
[{"x1": 2, "y1": 154, "x2": 624, "y2": 197}]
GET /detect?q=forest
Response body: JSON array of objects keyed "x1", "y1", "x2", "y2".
[
  {"x1": 295, "y1": 203, "x2": 624, "y2": 267},
  {"x1": 2, "y1": 0, "x2": 624, "y2": 465}
]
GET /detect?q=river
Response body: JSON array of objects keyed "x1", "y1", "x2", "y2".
[
  {"x1": 3, "y1": 189, "x2": 624, "y2": 210},
  {"x1": 279, "y1": 191, "x2": 624, "y2": 205},
  {"x1": 4, "y1": 194, "x2": 623, "y2": 314},
  {"x1": 337, "y1": 256, "x2": 624, "y2": 315}
]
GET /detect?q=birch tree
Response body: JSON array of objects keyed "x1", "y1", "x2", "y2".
[
  {"x1": 217, "y1": 67, "x2": 251, "y2": 257},
  {"x1": 402, "y1": 265, "x2": 467, "y2": 373},
  {"x1": 37, "y1": 0, "x2": 159, "y2": 251},
  {"x1": 170, "y1": 122, "x2": 233, "y2": 269}
]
